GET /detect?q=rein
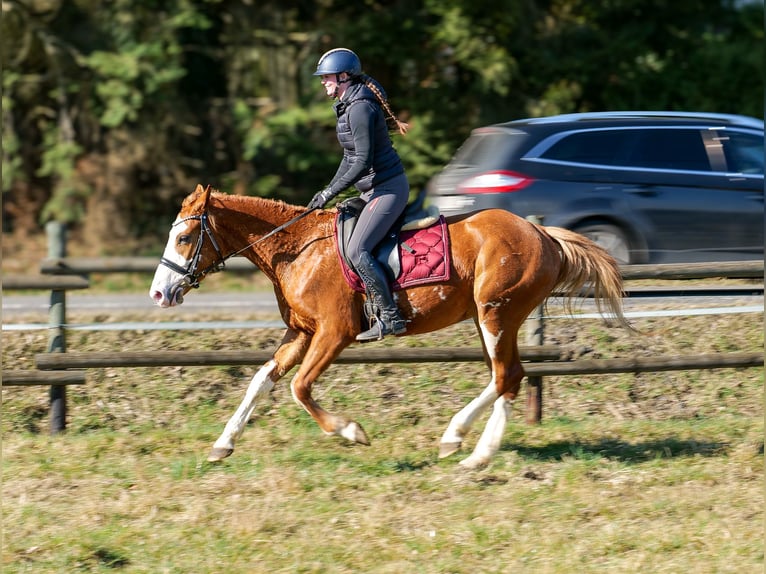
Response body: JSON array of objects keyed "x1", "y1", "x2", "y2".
[{"x1": 160, "y1": 207, "x2": 317, "y2": 288}]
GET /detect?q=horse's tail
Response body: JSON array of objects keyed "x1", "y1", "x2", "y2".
[{"x1": 544, "y1": 226, "x2": 632, "y2": 329}]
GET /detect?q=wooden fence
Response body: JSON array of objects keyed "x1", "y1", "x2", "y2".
[
  {"x1": 37, "y1": 254, "x2": 766, "y2": 280},
  {"x1": 3, "y1": 221, "x2": 764, "y2": 433}
]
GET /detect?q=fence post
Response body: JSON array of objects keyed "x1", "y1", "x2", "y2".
[
  {"x1": 46, "y1": 221, "x2": 68, "y2": 434},
  {"x1": 525, "y1": 215, "x2": 544, "y2": 424}
]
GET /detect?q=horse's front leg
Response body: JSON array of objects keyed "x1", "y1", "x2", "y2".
[
  {"x1": 289, "y1": 331, "x2": 369, "y2": 445},
  {"x1": 207, "y1": 329, "x2": 311, "y2": 462}
]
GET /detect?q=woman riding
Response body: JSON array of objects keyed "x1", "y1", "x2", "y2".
[{"x1": 308, "y1": 48, "x2": 411, "y2": 342}]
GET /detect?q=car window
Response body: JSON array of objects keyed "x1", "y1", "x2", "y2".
[
  {"x1": 624, "y1": 129, "x2": 710, "y2": 171},
  {"x1": 449, "y1": 131, "x2": 522, "y2": 170},
  {"x1": 717, "y1": 131, "x2": 764, "y2": 174},
  {"x1": 540, "y1": 130, "x2": 627, "y2": 165},
  {"x1": 540, "y1": 128, "x2": 712, "y2": 172}
]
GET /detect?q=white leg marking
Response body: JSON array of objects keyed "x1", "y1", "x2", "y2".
[
  {"x1": 440, "y1": 321, "x2": 503, "y2": 446},
  {"x1": 440, "y1": 380, "x2": 498, "y2": 446},
  {"x1": 479, "y1": 320, "x2": 503, "y2": 361},
  {"x1": 460, "y1": 396, "x2": 513, "y2": 469},
  {"x1": 339, "y1": 422, "x2": 361, "y2": 442},
  {"x1": 212, "y1": 360, "x2": 277, "y2": 450}
]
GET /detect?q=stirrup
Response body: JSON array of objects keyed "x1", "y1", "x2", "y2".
[
  {"x1": 356, "y1": 315, "x2": 406, "y2": 343},
  {"x1": 356, "y1": 317, "x2": 385, "y2": 342}
]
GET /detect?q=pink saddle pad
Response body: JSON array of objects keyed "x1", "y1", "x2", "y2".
[{"x1": 337, "y1": 216, "x2": 451, "y2": 293}]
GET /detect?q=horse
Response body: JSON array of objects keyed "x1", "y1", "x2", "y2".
[{"x1": 149, "y1": 184, "x2": 629, "y2": 469}]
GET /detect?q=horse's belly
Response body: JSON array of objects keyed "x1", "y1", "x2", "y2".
[{"x1": 398, "y1": 283, "x2": 473, "y2": 334}]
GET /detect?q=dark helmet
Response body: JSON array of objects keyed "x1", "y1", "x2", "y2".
[{"x1": 313, "y1": 48, "x2": 362, "y2": 76}]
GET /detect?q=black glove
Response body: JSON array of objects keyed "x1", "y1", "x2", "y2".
[{"x1": 307, "y1": 188, "x2": 336, "y2": 210}]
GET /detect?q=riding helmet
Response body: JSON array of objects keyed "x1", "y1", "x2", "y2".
[{"x1": 313, "y1": 48, "x2": 362, "y2": 76}]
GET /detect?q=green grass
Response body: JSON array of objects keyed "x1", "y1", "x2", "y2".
[{"x1": 2, "y1": 307, "x2": 763, "y2": 573}]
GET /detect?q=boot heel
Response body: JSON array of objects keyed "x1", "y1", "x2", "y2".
[{"x1": 389, "y1": 318, "x2": 407, "y2": 335}]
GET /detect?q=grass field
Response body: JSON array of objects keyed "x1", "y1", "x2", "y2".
[{"x1": 2, "y1": 295, "x2": 763, "y2": 573}]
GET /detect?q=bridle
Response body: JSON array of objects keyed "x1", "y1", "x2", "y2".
[
  {"x1": 159, "y1": 207, "x2": 317, "y2": 289},
  {"x1": 159, "y1": 212, "x2": 226, "y2": 289}
]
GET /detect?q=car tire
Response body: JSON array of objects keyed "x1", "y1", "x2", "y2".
[{"x1": 573, "y1": 223, "x2": 632, "y2": 264}]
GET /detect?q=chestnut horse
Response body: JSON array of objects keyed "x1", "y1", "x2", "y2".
[{"x1": 150, "y1": 184, "x2": 628, "y2": 468}]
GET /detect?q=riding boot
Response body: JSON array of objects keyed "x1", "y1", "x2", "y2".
[{"x1": 354, "y1": 252, "x2": 407, "y2": 342}]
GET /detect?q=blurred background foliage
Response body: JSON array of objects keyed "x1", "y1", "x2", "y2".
[{"x1": 2, "y1": 0, "x2": 763, "y2": 253}]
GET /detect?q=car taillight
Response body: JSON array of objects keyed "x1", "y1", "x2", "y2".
[{"x1": 457, "y1": 170, "x2": 533, "y2": 194}]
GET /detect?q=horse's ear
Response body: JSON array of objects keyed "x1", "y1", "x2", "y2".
[
  {"x1": 200, "y1": 184, "x2": 213, "y2": 207},
  {"x1": 184, "y1": 184, "x2": 213, "y2": 211}
]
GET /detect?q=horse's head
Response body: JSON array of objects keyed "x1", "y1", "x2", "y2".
[{"x1": 149, "y1": 184, "x2": 226, "y2": 307}]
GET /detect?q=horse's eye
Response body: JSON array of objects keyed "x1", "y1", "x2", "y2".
[{"x1": 178, "y1": 234, "x2": 191, "y2": 246}]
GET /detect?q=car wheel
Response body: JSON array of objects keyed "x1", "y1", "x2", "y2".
[{"x1": 573, "y1": 223, "x2": 632, "y2": 264}]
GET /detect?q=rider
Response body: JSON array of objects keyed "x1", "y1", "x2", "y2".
[{"x1": 308, "y1": 48, "x2": 410, "y2": 342}]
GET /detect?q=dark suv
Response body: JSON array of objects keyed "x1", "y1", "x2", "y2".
[{"x1": 427, "y1": 111, "x2": 764, "y2": 264}]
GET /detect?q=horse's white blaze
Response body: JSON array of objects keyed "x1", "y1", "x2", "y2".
[
  {"x1": 461, "y1": 396, "x2": 513, "y2": 468},
  {"x1": 149, "y1": 217, "x2": 191, "y2": 307},
  {"x1": 212, "y1": 360, "x2": 277, "y2": 450},
  {"x1": 440, "y1": 377, "x2": 499, "y2": 446}
]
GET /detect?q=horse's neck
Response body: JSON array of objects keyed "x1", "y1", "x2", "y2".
[{"x1": 211, "y1": 195, "x2": 310, "y2": 278}]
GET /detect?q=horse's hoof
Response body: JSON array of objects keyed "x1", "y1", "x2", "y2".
[
  {"x1": 340, "y1": 421, "x2": 370, "y2": 445},
  {"x1": 438, "y1": 442, "x2": 462, "y2": 459},
  {"x1": 459, "y1": 455, "x2": 489, "y2": 470},
  {"x1": 207, "y1": 447, "x2": 234, "y2": 462}
]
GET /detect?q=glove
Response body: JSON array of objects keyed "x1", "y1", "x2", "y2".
[{"x1": 307, "y1": 188, "x2": 336, "y2": 210}]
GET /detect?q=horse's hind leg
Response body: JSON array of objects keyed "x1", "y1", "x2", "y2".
[
  {"x1": 438, "y1": 379, "x2": 502, "y2": 459},
  {"x1": 459, "y1": 360, "x2": 523, "y2": 469},
  {"x1": 208, "y1": 329, "x2": 311, "y2": 462},
  {"x1": 439, "y1": 314, "x2": 525, "y2": 468},
  {"x1": 438, "y1": 317, "x2": 499, "y2": 459}
]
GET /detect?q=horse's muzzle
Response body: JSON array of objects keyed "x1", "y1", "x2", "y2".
[{"x1": 150, "y1": 284, "x2": 185, "y2": 307}]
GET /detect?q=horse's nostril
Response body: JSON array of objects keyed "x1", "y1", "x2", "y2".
[{"x1": 151, "y1": 290, "x2": 163, "y2": 302}]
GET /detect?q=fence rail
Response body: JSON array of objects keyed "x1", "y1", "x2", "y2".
[
  {"x1": 33, "y1": 346, "x2": 560, "y2": 370},
  {"x1": 3, "y1": 370, "x2": 87, "y2": 386},
  {"x1": 3, "y1": 275, "x2": 90, "y2": 290},
  {"x1": 34, "y1": 350, "x2": 763, "y2": 375}
]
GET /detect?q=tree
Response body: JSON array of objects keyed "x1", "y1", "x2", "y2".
[{"x1": 2, "y1": 0, "x2": 762, "y2": 254}]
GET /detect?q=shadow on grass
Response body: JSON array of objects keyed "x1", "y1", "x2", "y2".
[{"x1": 504, "y1": 437, "x2": 730, "y2": 463}]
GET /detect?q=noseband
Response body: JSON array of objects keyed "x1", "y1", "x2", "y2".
[{"x1": 159, "y1": 213, "x2": 226, "y2": 289}]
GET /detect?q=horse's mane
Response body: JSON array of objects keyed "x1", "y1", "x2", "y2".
[{"x1": 184, "y1": 187, "x2": 302, "y2": 220}]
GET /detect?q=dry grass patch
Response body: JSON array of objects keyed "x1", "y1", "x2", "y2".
[{"x1": 2, "y1": 307, "x2": 763, "y2": 573}]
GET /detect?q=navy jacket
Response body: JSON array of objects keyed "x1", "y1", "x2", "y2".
[{"x1": 326, "y1": 79, "x2": 405, "y2": 196}]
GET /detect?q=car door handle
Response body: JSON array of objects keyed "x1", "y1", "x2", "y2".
[{"x1": 624, "y1": 186, "x2": 658, "y2": 197}]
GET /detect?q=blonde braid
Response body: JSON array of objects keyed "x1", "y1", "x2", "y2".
[{"x1": 362, "y1": 76, "x2": 409, "y2": 136}]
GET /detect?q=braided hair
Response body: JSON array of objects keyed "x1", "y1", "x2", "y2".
[{"x1": 360, "y1": 75, "x2": 409, "y2": 136}]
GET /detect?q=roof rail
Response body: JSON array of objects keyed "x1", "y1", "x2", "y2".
[{"x1": 518, "y1": 111, "x2": 764, "y2": 129}]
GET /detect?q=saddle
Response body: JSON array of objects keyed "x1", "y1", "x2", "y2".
[{"x1": 335, "y1": 191, "x2": 451, "y2": 292}]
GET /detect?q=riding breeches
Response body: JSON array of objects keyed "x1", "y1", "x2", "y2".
[{"x1": 346, "y1": 173, "x2": 410, "y2": 266}]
